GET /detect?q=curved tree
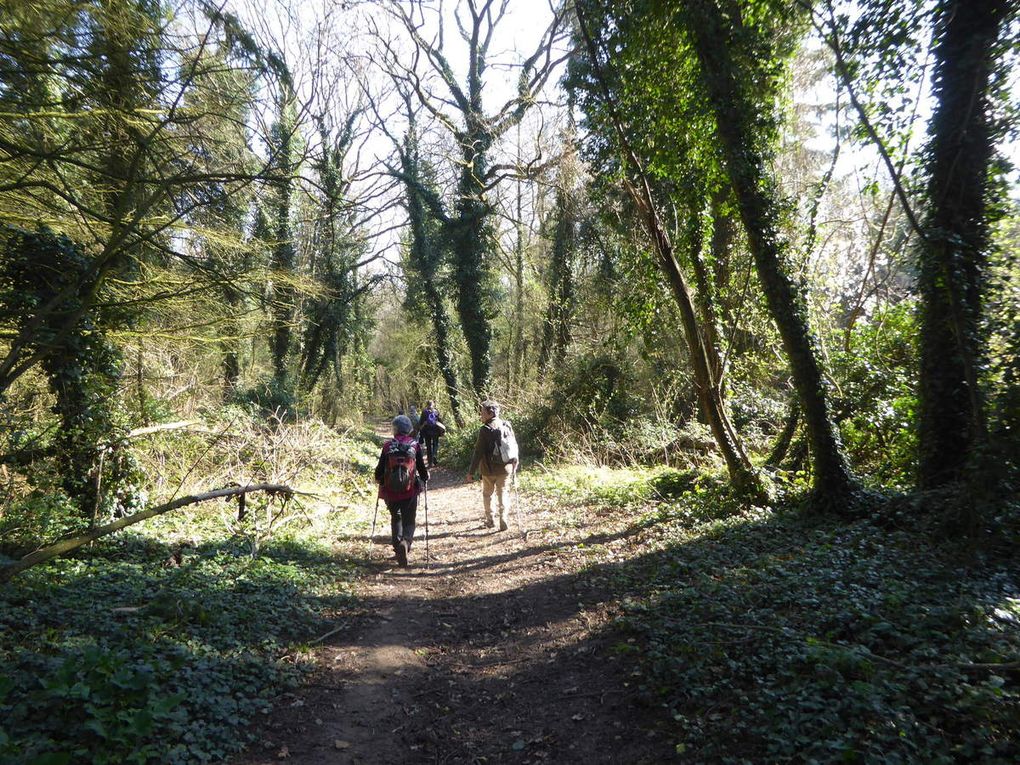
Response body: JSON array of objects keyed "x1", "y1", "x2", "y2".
[
  {"x1": 680, "y1": 0, "x2": 858, "y2": 505},
  {"x1": 575, "y1": 0, "x2": 767, "y2": 497}
]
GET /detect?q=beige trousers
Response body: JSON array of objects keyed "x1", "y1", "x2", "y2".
[{"x1": 481, "y1": 465, "x2": 513, "y2": 525}]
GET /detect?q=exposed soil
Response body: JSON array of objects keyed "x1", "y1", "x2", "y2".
[{"x1": 233, "y1": 464, "x2": 676, "y2": 764}]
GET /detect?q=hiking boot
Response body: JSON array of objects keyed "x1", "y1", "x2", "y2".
[
  {"x1": 498, "y1": 519, "x2": 508, "y2": 532},
  {"x1": 484, "y1": 516, "x2": 494, "y2": 529},
  {"x1": 395, "y1": 539, "x2": 408, "y2": 567}
]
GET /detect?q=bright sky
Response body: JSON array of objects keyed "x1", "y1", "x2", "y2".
[{"x1": 225, "y1": 0, "x2": 1017, "y2": 278}]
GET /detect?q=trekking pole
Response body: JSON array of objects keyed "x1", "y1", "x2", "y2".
[
  {"x1": 370, "y1": 495, "x2": 380, "y2": 551},
  {"x1": 512, "y1": 464, "x2": 527, "y2": 539},
  {"x1": 422, "y1": 485, "x2": 430, "y2": 571}
]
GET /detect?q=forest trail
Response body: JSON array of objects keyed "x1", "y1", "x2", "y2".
[{"x1": 233, "y1": 461, "x2": 675, "y2": 764}]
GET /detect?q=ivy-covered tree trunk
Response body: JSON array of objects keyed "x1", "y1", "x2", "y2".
[
  {"x1": 268, "y1": 100, "x2": 297, "y2": 390},
  {"x1": 637, "y1": 193, "x2": 762, "y2": 496},
  {"x1": 2, "y1": 229, "x2": 121, "y2": 519},
  {"x1": 684, "y1": 0, "x2": 856, "y2": 503},
  {"x1": 539, "y1": 182, "x2": 578, "y2": 372},
  {"x1": 917, "y1": 0, "x2": 1008, "y2": 489},
  {"x1": 686, "y1": 208, "x2": 725, "y2": 384},
  {"x1": 575, "y1": 3, "x2": 763, "y2": 498},
  {"x1": 423, "y1": 280, "x2": 466, "y2": 427},
  {"x1": 451, "y1": 126, "x2": 495, "y2": 395},
  {"x1": 400, "y1": 132, "x2": 467, "y2": 427},
  {"x1": 512, "y1": 177, "x2": 527, "y2": 391},
  {"x1": 386, "y1": 2, "x2": 560, "y2": 399}
]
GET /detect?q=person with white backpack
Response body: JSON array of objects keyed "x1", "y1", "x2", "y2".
[{"x1": 465, "y1": 400, "x2": 518, "y2": 532}]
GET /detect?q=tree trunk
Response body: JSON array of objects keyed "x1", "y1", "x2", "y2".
[
  {"x1": 451, "y1": 134, "x2": 494, "y2": 395},
  {"x1": 423, "y1": 280, "x2": 466, "y2": 427},
  {"x1": 399, "y1": 134, "x2": 468, "y2": 427},
  {"x1": 684, "y1": 0, "x2": 856, "y2": 503},
  {"x1": 635, "y1": 189, "x2": 762, "y2": 496},
  {"x1": 269, "y1": 101, "x2": 296, "y2": 389},
  {"x1": 513, "y1": 175, "x2": 527, "y2": 392},
  {"x1": 575, "y1": 4, "x2": 763, "y2": 498},
  {"x1": 539, "y1": 183, "x2": 577, "y2": 372},
  {"x1": 766, "y1": 400, "x2": 800, "y2": 468},
  {"x1": 917, "y1": 0, "x2": 1008, "y2": 489},
  {"x1": 686, "y1": 208, "x2": 725, "y2": 383}
]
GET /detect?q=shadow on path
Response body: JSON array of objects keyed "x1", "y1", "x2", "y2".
[{"x1": 231, "y1": 464, "x2": 678, "y2": 764}]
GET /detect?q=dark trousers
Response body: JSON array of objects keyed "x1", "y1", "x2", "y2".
[
  {"x1": 387, "y1": 495, "x2": 418, "y2": 548},
  {"x1": 421, "y1": 431, "x2": 439, "y2": 465}
]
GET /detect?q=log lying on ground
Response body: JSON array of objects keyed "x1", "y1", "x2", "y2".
[
  {"x1": 0, "y1": 483, "x2": 299, "y2": 583},
  {"x1": 124, "y1": 420, "x2": 202, "y2": 439}
]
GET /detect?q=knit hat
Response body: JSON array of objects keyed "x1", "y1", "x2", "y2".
[{"x1": 392, "y1": 415, "x2": 413, "y2": 434}]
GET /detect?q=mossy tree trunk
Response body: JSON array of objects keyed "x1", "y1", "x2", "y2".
[
  {"x1": 683, "y1": 0, "x2": 856, "y2": 503},
  {"x1": 539, "y1": 181, "x2": 578, "y2": 373},
  {"x1": 575, "y1": 3, "x2": 764, "y2": 499},
  {"x1": 387, "y1": 1, "x2": 564, "y2": 398},
  {"x1": 917, "y1": 0, "x2": 1009, "y2": 489},
  {"x1": 400, "y1": 130, "x2": 467, "y2": 427},
  {"x1": 268, "y1": 96, "x2": 297, "y2": 390},
  {"x1": 450, "y1": 122, "x2": 495, "y2": 395}
]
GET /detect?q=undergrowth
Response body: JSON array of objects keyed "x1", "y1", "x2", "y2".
[
  {"x1": 0, "y1": 413, "x2": 377, "y2": 764},
  {"x1": 525, "y1": 466, "x2": 1020, "y2": 763}
]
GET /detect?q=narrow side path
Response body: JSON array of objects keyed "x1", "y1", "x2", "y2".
[{"x1": 234, "y1": 465, "x2": 675, "y2": 764}]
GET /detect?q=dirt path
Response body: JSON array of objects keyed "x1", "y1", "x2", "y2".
[{"x1": 235, "y1": 465, "x2": 675, "y2": 764}]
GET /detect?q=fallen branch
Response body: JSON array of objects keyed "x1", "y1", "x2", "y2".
[
  {"x1": 308, "y1": 625, "x2": 346, "y2": 645},
  {"x1": 0, "y1": 483, "x2": 305, "y2": 583},
  {"x1": 124, "y1": 420, "x2": 202, "y2": 439}
]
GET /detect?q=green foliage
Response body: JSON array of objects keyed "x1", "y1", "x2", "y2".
[
  {"x1": 522, "y1": 465, "x2": 703, "y2": 512},
  {"x1": 525, "y1": 466, "x2": 1019, "y2": 762},
  {"x1": 438, "y1": 424, "x2": 480, "y2": 470},
  {"x1": 538, "y1": 353, "x2": 644, "y2": 436},
  {"x1": 0, "y1": 541, "x2": 355, "y2": 764},
  {"x1": 0, "y1": 226, "x2": 143, "y2": 517},
  {"x1": 0, "y1": 404, "x2": 376, "y2": 763},
  {"x1": 300, "y1": 117, "x2": 374, "y2": 393},
  {"x1": 832, "y1": 301, "x2": 919, "y2": 488},
  {"x1": 614, "y1": 492, "x2": 1020, "y2": 762},
  {"x1": 0, "y1": 490, "x2": 81, "y2": 558},
  {"x1": 231, "y1": 378, "x2": 298, "y2": 419}
]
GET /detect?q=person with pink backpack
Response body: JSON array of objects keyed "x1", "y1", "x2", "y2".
[{"x1": 374, "y1": 415, "x2": 429, "y2": 566}]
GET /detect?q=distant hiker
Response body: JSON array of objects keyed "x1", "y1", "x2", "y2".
[
  {"x1": 416, "y1": 399, "x2": 446, "y2": 467},
  {"x1": 465, "y1": 400, "x2": 519, "y2": 532},
  {"x1": 375, "y1": 415, "x2": 429, "y2": 567},
  {"x1": 409, "y1": 404, "x2": 419, "y2": 423}
]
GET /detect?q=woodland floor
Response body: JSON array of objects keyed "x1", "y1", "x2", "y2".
[{"x1": 231, "y1": 462, "x2": 677, "y2": 765}]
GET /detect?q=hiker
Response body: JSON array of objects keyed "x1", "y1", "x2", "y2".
[
  {"x1": 465, "y1": 400, "x2": 519, "y2": 532},
  {"x1": 416, "y1": 399, "x2": 446, "y2": 467},
  {"x1": 375, "y1": 415, "x2": 429, "y2": 567}
]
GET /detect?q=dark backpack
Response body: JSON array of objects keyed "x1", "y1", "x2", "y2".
[
  {"x1": 426, "y1": 409, "x2": 439, "y2": 427},
  {"x1": 384, "y1": 440, "x2": 418, "y2": 495},
  {"x1": 487, "y1": 420, "x2": 519, "y2": 467}
]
